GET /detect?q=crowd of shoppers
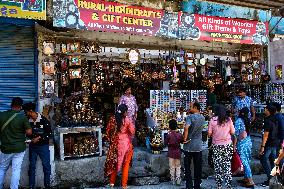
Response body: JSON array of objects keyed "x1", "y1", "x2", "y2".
[{"x1": 0, "y1": 86, "x2": 283, "y2": 189}]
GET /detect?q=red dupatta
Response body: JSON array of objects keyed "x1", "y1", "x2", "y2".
[{"x1": 104, "y1": 116, "x2": 119, "y2": 177}]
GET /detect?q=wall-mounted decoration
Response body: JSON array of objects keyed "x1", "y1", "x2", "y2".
[
  {"x1": 69, "y1": 68, "x2": 82, "y2": 79},
  {"x1": 67, "y1": 42, "x2": 80, "y2": 53},
  {"x1": 0, "y1": 0, "x2": 46, "y2": 20},
  {"x1": 45, "y1": 80, "x2": 55, "y2": 94},
  {"x1": 128, "y1": 49, "x2": 140, "y2": 65},
  {"x1": 61, "y1": 73, "x2": 68, "y2": 86},
  {"x1": 252, "y1": 46, "x2": 261, "y2": 58},
  {"x1": 275, "y1": 65, "x2": 283, "y2": 80},
  {"x1": 44, "y1": 61, "x2": 55, "y2": 74},
  {"x1": 61, "y1": 44, "x2": 67, "y2": 54},
  {"x1": 69, "y1": 56, "x2": 81, "y2": 66},
  {"x1": 43, "y1": 42, "x2": 55, "y2": 55}
]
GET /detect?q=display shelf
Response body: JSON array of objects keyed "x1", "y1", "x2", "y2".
[
  {"x1": 56, "y1": 126, "x2": 102, "y2": 161},
  {"x1": 150, "y1": 90, "x2": 207, "y2": 113}
]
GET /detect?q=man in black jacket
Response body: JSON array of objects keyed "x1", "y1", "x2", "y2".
[
  {"x1": 259, "y1": 104, "x2": 279, "y2": 187},
  {"x1": 23, "y1": 102, "x2": 52, "y2": 189}
]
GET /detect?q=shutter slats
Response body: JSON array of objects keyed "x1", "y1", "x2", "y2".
[{"x1": 0, "y1": 24, "x2": 36, "y2": 111}]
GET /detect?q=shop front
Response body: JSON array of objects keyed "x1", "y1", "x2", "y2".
[{"x1": 30, "y1": 0, "x2": 283, "y2": 186}]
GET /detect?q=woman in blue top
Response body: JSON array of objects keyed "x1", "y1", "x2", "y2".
[{"x1": 233, "y1": 107, "x2": 255, "y2": 188}]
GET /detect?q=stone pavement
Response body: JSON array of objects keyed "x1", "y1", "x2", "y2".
[{"x1": 91, "y1": 174, "x2": 282, "y2": 189}]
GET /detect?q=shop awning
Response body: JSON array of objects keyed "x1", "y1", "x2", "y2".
[{"x1": 199, "y1": 0, "x2": 284, "y2": 10}]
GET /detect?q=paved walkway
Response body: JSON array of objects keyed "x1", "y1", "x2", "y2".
[{"x1": 90, "y1": 174, "x2": 279, "y2": 189}]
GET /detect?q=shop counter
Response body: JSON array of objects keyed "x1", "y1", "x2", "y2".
[{"x1": 55, "y1": 126, "x2": 102, "y2": 161}]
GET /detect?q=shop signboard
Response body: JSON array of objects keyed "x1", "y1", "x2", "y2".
[
  {"x1": 180, "y1": 13, "x2": 269, "y2": 45},
  {"x1": 53, "y1": 0, "x2": 268, "y2": 45},
  {"x1": 0, "y1": 0, "x2": 46, "y2": 20},
  {"x1": 53, "y1": 0, "x2": 164, "y2": 36}
]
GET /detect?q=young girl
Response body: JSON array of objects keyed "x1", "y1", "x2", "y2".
[{"x1": 165, "y1": 119, "x2": 183, "y2": 185}]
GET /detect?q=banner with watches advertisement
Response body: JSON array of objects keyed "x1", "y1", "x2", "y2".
[
  {"x1": 52, "y1": 0, "x2": 268, "y2": 45},
  {"x1": 0, "y1": 0, "x2": 46, "y2": 20}
]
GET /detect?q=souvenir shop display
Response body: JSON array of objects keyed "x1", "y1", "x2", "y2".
[
  {"x1": 58, "y1": 126, "x2": 102, "y2": 160},
  {"x1": 149, "y1": 90, "x2": 207, "y2": 130},
  {"x1": 265, "y1": 83, "x2": 284, "y2": 104}
]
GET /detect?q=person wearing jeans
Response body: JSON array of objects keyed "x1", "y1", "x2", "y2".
[
  {"x1": 0, "y1": 97, "x2": 32, "y2": 189},
  {"x1": 23, "y1": 102, "x2": 52, "y2": 189},
  {"x1": 0, "y1": 152, "x2": 25, "y2": 189},
  {"x1": 259, "y1": 104, "x2": 279, "y2": 187},
  {"x1": 183, "y1": 102, "x2": 206, "y2": 189}
]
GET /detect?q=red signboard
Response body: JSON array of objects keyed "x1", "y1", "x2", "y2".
[
  {"x1": 181, "y1": 13, "x2": 269, "y2": 44},
  {"x1": 74, "y1": 0, "x2": 164, "y2": 36},
  {"x1": 53, "y1": 0, "x2": 269, "y2": 45}
]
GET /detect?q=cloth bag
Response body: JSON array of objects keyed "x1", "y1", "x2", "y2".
[{"x1": 231, "y1": 151, "x2": 243, "y2": 175}]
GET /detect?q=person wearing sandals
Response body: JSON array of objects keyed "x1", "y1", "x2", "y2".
[
  {"x1": 104, "y1": 104, "x2": 135, "y2": 189},
  {"x1": 233, "y1": 107, "x2": 255, "y2": 188},
  {"x1": 208, "y1": 105, "x2": 235, "y2": 189}
]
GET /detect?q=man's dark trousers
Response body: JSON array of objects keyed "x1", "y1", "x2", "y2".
[
  {"x1": 184, "y1": 151, "x2": 202, "y2": 189},
  {"x1": 29, "y1": 144, "x2": 51, "y2": 189}
]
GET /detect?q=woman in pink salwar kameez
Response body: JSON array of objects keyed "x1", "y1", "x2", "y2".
[{"x1": 104, "y1": 104, "x2": 135, "y2": 188}]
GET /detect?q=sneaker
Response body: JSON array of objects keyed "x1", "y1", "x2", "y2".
[
  {"x1": 176, "y1": 178, "x2": 181, "y2": 185},
  {"x1": 172, "y1": 180, "x2": 176, "y2": 185},
  {"x1": 261, "y1": 180, "x2": 270, "y2": 187}
]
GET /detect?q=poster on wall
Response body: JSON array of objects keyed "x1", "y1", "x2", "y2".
[
  {"x1": 52, "y1": 0, "x2": 268, "y2": 45},
  {"x1": 0, "y1": 0, "x2": 46, "y2": 20}
]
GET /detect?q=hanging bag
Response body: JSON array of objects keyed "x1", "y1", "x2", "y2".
[
  {"x1": 0, "y1": 113, "x2": 18, "y2": 145},
  {"x1": 231, "y1": 151, "x2": 244, "y2": 175}
]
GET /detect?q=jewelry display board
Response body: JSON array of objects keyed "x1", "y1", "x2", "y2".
[
  {"x1": 265, "y1": 83, "x2": 284, "y2": 104},
  {"x1": 150, "y1": 90, "x2": 207, "y2": 113}
]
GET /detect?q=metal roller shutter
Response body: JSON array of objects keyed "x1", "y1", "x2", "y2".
[{"x1": 0, "y1": 23, "x2": 36, "y2": 111}]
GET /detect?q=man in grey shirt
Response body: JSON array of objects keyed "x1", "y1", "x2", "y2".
[{"x1": 183, "y1": 102, "x2": 206, "y2": 189}]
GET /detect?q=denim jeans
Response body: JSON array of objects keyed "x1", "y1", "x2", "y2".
[
  {"x1": 260, "y1": 146, "x2": 277, "y2": 180},
  {"x1": 0, "y1": 151, "x2": 25, "y2": 189},
  {"x1": 29, "y1": 145, "x2": 51, "y2": 189}
]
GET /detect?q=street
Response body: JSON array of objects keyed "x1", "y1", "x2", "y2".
[{"x1": 93, "y1": 174, "x2": 281, "y2": 189}]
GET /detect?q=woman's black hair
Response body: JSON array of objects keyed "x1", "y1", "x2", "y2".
[
  {"x1": 214, "y1": 104, "x2": 230, "y2": 125},
  {"x1": 115, "y1": 104, "x2": 128, "y2": 132},
  {"x1": 123, "y1": 85, "x2": 132, "y2": 93},
  {"x1": 238, "y1": 107, "x2": 251, "y2": 134}
]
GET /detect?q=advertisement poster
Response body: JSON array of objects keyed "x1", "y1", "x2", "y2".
[
  {"x1": 0, "y1": 0, "x2": 46, "y2": 20},
  {"x1": 53, "y1": 0, "x2": 268, "y2": 45}
]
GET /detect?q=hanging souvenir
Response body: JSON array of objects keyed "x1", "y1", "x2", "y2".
[
  {"x1": 71, "y1": 42, "x2": 80, "y2": 52},
  {"x1": 69, "y1": 56, "x2": 81, "y2": 66},
  {"x1": 43, "y1": 61, "x2": 55, "y2": 74},
  {"x1": 275, "y1": 65, "x2": 283, "y2": 80},
  {"x1": 61, "y1": 73, "x2": 68, "y2": 86},
  {"x1": 187, "y1": 65, "x2": 196, "y2": 74},
  {"x1": 61, "y1": 58, "x2": 68, "y2": 71},
  {"x1": 43, "y1": 42, "x2": 55, "y2": 55},
  {"x1": 61, "y1": 44, "x2": 67, "y2": 53},
  {"x1": 199, "y1": 57, "x2": 206, "y2": 66},
  {"x1": 44, "y1": 80, "x2": 55, "y2": 94},
  {"x1": 69, "y1": 68, "x2": 81, "y2": 79},
  {"x1": 252, "y1": 46, "x2": 261, "y2": 58}
]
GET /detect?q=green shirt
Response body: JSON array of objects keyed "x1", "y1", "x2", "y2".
[{"x1": 0, "y1": 110, "x2": 31, "y2": 154}]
